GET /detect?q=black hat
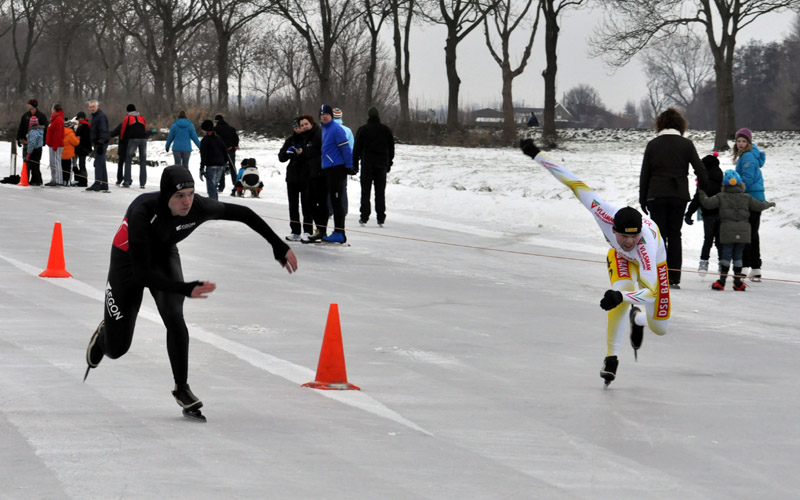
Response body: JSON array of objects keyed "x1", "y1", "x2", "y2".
[
  {"x1": 613, "y1": 207, "x2": 642, "y2": 234},
  {"x1": 701, "y1": 153, "x2": 720, "y2": 169},
  {"x1": 200, "y1": 119, "x2": 214, "y2": 131},
  {"x1": 368, "y1": 106, "x2": 379, "y2": 118},
  {"x1": 126, "y1": 104, "x2": 136, "y2": 112},
  {"x1": 159, "y1": 165, "x2": 195, "y2": 206},
  {"x1": 76, "y1": 111, "x2": 86, "y2": 120},
  {"x1": 28, "y1": 98, "x2": 38, "y2": 108},
  {"x1": 319, "y1": 104, "x2": 333, "y2": 116},
  {"x1": 214, "y1": 114, "x2": 224, "y2": 121}
]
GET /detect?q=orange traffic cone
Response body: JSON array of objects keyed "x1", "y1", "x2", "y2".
[
  {"x1": 303, "y1": 304, "x2": 360, "y2": 390},
  {"x1": 18, "y1": 161, "x2": 29, "y2": 186},
  {"x1": 39, "y1": 222, "x2": 72, "y2": 278}
]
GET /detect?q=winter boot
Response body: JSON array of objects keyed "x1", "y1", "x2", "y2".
[
  {"x1": 629, "y1": 306, "x2": 644, "y2": 361},
  {"x1": 698, "y1": 259, "x2": 709, "y2": 277},
  {"x1": 83, "y1": 320, "x2": 105, "y2": 381},
  {"x1": 600, "y1": 356, "x2": 619, "y2": 386},
  {"x1": 172, "y1": 383, "x2": 203, "y2": 412}
]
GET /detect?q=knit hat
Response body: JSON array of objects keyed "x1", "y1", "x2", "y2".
[
  {"x1": 200, "y1": 119, "x2": 214, "y2": 132},
  {"x1": 319, "y1": 104, "x2": 333, "y2": 117},
  {"x1": 292, "y1": 118, "x2": 301, "y2": 129},
  {"x1": 613, "y1": 207, "x2": 642, "y2": 234},
  {"x1": 723, "y1": 169, "x2": 742, "y2": 186},
  {"x1": 701, "y1": 152, "x2": 720, "y2": 169},
  {"x1": 28, "y1": 99, "x2": 38, "y2": 108},
  {"x1": 159, "y1": 165, "x2": 195, "y2": 206},
  {"x1": 368, "y1": 106, "x2": 379, "y2": 118},
  {"x1": 214, "y1": 114, "x2": 224, "y2": 121},
  {"x1": 76, "y1": 111, "x2": 86, "y2": 120},
  {"x1": 126, "y1": 104, "x2": 136, "y2": 112},
  {"x1": 735, "y1": 128, "x2": 752, "y2": 143},
  {"x1": 332, "y1": 107, "x2": 343, "y2": 119},
  {"x1": 29, "y1": 116, "x2": 39, "y2": 127}
]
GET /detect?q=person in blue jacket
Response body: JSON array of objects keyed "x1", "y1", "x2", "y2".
[
  {"x1": 732, "y1": 128, "x2": 767, "y2": 281},
  {"x1": 314, "y1": 104, "x2": 353, "y2": 244},
  {"x1": 166, "y1": 111, "x2": 201, "y2": 168}
]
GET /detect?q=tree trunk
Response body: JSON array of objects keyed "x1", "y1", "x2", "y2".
[
  {"x1": 366, "y1": 35, "x2": 378, "y2": 106},
  {"x1": 444, "y1": 36, "x2": 460, "y2": 128},
  {"x1": 541, "y1": 11, "x2": 559, "y2": 144},
  {"x1": 216, "y1": 31, "x2": 231, "y2": 112},
  {"x1": 501, "y1": 66, "x2": 515, "y2": 143},
  {"x1": 392, "y1": 0, "x2": 412, "y2": 129}
]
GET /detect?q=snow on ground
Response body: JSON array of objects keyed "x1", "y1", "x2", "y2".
[{"x1": 1, "y1": 130, "x2": 799, "y2": 499}]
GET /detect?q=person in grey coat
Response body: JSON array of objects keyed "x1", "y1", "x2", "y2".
[{"x1": 699, "y1": 169, "x2": 775, "y2": 291}]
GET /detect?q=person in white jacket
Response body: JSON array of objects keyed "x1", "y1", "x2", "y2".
[{"x1": 521, "y1": 139, "x2": 671, "y2": 387}]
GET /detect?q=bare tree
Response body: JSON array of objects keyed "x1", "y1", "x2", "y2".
[
  {"x1": 228, "y1": 26, "x2": 257, "y2": 116},
  {"x1": 200, "y1": 0, "x2": 268, "y2": 112},
  {"x1": 562, "y1": 83, "x2": 604, "y2": 118},
  {"x1": 269, "y1": 0, "x2": 362, "y2": 103},
  {"x1": 483, "y1": 0, "x2": 540, "y2": 143},
  {"x1": 540, "y1": 0, "x2": 585, "y2": 144},
  {"x1": 272, "y1": 27, "x2": 315, "y2": 112},
  {"x1": 640, "y1": 29, "x2": 714, "y2": 110},
  {"x1": 362, "y1": 0, "x2": 391, "y2": 106},
  {"x1": 9, "y1": 0, "x2": 46, "y2": 94},
  {"x1": 591, "y1": 0, "x2": 800, "y2": 150},
  {"x1": 388, "y1": 0, "x2": 414, "y2": 129},
  {"x1": 419, "y1": 0, "x2": 497, "y2": 128},
  {"x1": 248, "y1": 30, "x2": 288, "y2": 113}
]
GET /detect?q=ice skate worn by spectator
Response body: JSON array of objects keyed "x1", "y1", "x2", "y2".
[
  {"x1": 749, "y1": 269, "x2": 762, "y2": 282},
  {"x1": 733, "y1": 281, "x2": 747, "y2": 291},
  {"x1": 322, "y1": 231, "x2": 347, "y2": 244},
  {"x1": 698, "y1": 260, "x2": 709, "y2": 277},
  {"x1": 711, "y1": 280, "x2": 725, "y2": 291},
  {"x1": 629, "y1": 306, "x2": 644, "y2": 361},
  {"x1": 172, "y1": 384, "x2": 203, "y2": 411},
  {"x1": 600, "y1": 355, "x2": 618, "y2": 386}
]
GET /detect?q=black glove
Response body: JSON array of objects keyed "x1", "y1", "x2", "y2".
[
  {"x1": 519, "y1": 139, "x2": 540, "y2": 159},
  {"x1": 199, "y1": 168, "x2": 205, "y2": 181},
  {"x1": 600, "y1": 290, "x2": 624, "y2": 311},
  {"x1": 347, "y1": 165, "x2": 358, "y2": 176},
  {"x1": 684, "y1": 214, "x2": 693, "y2": 225}
]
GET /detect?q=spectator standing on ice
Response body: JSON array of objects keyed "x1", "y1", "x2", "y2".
[
  {"x1": 353, "y1": 106, "x2": 394, "y2": 226},
  {"x1": 213, "y1": 114, "x2": 239, "y2": 195},
  {"x1": 279, "y1": 117, "x2": 314, "y2": 241},
  {"x1": 298, "y1": 114, "x2": 327, "y2": 239},
  {"x1": 73, "y1": 111, "x2": 92, "y2": 187},
  {"x1": 732, "y1": 128, "x2": 767, "y2": 282},
  {"x1": 166, "y1": 111, "x2": 201, "y2": 168},
  {"x1": 45, "y1": 104, "x2": 65, "y2": 186},
  {"x1": 86, "y1": 100, "x2": 111, "y2": 192},
  {"x1": 331, "y1": 107, "x2": 353, "y2": 216},
  {"x1": 198, "y1": 120, "x2": 228, "y2": 201},
  {"x1": 685, "y1": 153, "x2": 724, "y2": 276},
  {"x1": 522, "y1": 139, "x2": 671, "y2": 387},
  {"x1": 120, "y1": 104, "x2": 149, "y2": 188},
  {"x1": 316, "y1": 104, "x2": 353, "y2": 244},
  {"x1": 16, "y1": 98, "x2": 48, "y2": 161},
  {"x1": 82, "y1": 165, "x2": 297, "y2": 421},
  {"x1": 61, "y1": 119, "x2": 81, "y2": 186},
  {"x1": 699, "y1": 169, "x2": 775, "y2": 291},
  {"x1": 25, "y1": 116, "x2": 45, "y2": 186},
  {"x1": 639, "y1": 107, "x2": 708, "y2": 289}
]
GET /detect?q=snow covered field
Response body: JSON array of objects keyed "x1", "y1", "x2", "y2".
[{"x1": 1, "y1": 130, "x2": 799, "y2": 499}]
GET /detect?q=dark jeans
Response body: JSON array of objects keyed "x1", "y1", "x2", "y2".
[
  {"x1": 700, "y1": 214, "x2": 720, "y2": 261},
  {"x1": 26, "y1": 148, "x2": 44, "y2": 185},
  {"x1": 743, "y1": 211, "x2": 762, "y2": 270},
  {"x1": 126, "y1": 138, "x2": 148, "y2": 187},
  {"x1": 287, "y1": 180, "x2": 314, "y2": 235},
  {"x1": 74, "y1": 153, "x2": 88, "y2": 186},
  {"x1": 324, "y1": 165, "x2": 347, "y2": 233},
  {"x1": 116, "y1": 141, "x2": 127, "y2": 185},
  {"x1": 61, "y1": 158, "x2": 73, "y2": 185},
  {"x1": 92, "y1": 143, "x2": 109, "y2": 190},
  {"x1": 360, "y1": 164, "x2": 388, "y2": 223},
  {"x1": 647, "y1": 197, "x2": 687, "y2": 284},
  {"x1": 308, "y1": 174, "x2": 329, "y2": 233},
  {"x1": 720, "y1": 242, "x2": 745, "y2": 267},
  {"x1": 219, "y1": 149, "x2": 236, "y2": 191}
]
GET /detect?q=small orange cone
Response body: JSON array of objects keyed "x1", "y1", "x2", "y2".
[
  {"x1": 39, "y1": 222, "x2": 72, "y2": 278},
  {"x1": 18, "y1": 161, "x2": 29, "y2": 186},
  {"x1": 303, "y1": 304, "x2": 360, "y2": 390}
]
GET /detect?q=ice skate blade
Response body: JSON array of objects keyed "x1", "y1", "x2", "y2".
[
  {"x1": 83, "y1": 365, "x2": 91, "y2": 382},
  {"x1": 182, "y1": 409, "x2": 207, "y2": 422}
]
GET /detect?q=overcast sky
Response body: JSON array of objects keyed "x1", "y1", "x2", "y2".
[{"x1": 403, "y1": 6, "x2": 797, "y2": 114}]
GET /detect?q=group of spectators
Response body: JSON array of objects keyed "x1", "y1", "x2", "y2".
[{"x1": 273, "y1": 104, "x2": 395, "y2": 244}]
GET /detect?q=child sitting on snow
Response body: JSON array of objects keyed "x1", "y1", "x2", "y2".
[
  {"x1": 234, "y1": 158, "x2": 263, "y2": 198},
  {"x1": 698, "y1": 169, "x2": 775, "y2": 291}
]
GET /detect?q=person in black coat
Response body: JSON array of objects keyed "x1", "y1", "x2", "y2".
[
  {"x1": 16, "y1": 98, "x2": 49, "y2": 157},
  {"x1": 198, "y1": 120, "x2": 229, "y2": 201},
  {"x1": 685, "y1": 153, "x2": 724, "y2": 275},
  {"x1": 278, "y1": 118, "x2": 314, "y2": 240},
  {"x1": 353, "y1": 106, "x2": 395, "y2": 226},
  {"x1": 213, "y1": 114, "x2": 240, "y2": 194},
  {"x1": 639, "y1": 107, "x2": 708, "y2": 288},
  {"x1": 73, "y1": 112, "x2": 92, "y2": 187}
]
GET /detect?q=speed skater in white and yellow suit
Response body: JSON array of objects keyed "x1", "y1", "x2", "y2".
[{"x1": 520, "y1": 139, "x2": 670, "y2": 386}]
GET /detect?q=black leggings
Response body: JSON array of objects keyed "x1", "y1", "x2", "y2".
[{"x1": 102, "y1": 247, "x2": 191, "y2": 384}]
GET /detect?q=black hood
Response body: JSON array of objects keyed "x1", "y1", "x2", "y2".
[{"x1": 159, "y1": 165, "x2": 195, "y2": 206}]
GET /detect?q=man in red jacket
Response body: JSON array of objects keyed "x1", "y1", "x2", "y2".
[{"x1": 45, "y1": 104, "x2": 65, "y2": 186}]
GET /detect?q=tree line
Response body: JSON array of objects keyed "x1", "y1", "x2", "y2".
[{"x1": 1, "y1": 0, "x2": 799, "y2": 147}]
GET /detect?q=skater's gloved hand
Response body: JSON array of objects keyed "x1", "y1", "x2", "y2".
[
  {"x1": 600, "y1": 290, "x2": 624, "y2": 311},
  {"x1": 199, "y1": 168, "x2": 205, "y2": 181},
  {"x1": 684, "y1": 214, "x2": 693, "y2": 225},
  {"x1": 519, "y1": 139, "x2": 540, "y2": 159}
]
